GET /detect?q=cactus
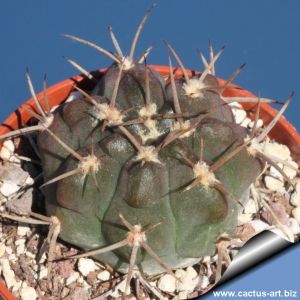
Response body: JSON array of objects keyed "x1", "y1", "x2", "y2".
[
  {"x1": 0, "y1": 4, "x2": 292, "y2": 295},
  {"x1": 35, "y1": 6, "x2": 265, "y2": 276}
]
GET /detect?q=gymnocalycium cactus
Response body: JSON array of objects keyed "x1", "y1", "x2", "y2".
[
  {"x1": 1, "y1": 5, "x2": 292, "y2": 290},
  {"x1": 36, "y1": 5, "x2": 264, "y2": 276}
]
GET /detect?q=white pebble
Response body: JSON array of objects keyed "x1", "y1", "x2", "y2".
[
  {"x1": 288, "y1": 218, "x2": 300, "y2": 235},
  {"x1": 175, "y1": 268, "x2": 198, "y2": 292},
  {"x1": 292, "y1": 207, "x2": 300, "y2": 224},
  {"x1": 97, "y1": 270, "x2": 110, "y2": 281},
  {"x1": 290, "y1": 190, "x2": 300, "y2": 207},
  {"x1": 248, "y1": 220, "x2": 270, "y2": 233},
  {"x1": 248, "y1": 119, "x2": 263, "y2": 129},
  {"x1": 264, "y1": 176, "x2": 284, "y2": 191},
  {"x1": 8, "y1": 254, "x2": 17, "y2": 262},
  {"x1": 77, "y1": 258, "x2": 97, "y2": 276},
  {"x1": 157, "y1": 274, "x2": 176, "y2": 293},
  {"x1": 16, "y1": 243, "x2": 26, "y2": 255},
  {"x1": 5, "y1": 246, "x2": 12, "y2": 255},
  {"x1": 0, "y1": 140, "x2": 15, "y2": 160},
  {"x1": 263, "y1": 142, "x2": 291, "y2": 161},
  {"x1": 283, "y1": 161, "x2": 298, "y2": 179},
  {"x1": 200, "y1": 275, "x2": 210, "y2": 289},
  {"x1": 232, "y1": 107, "x2": 247, "y2": 124},
  {"x1": 269, "y1": 165, "x2": 284, "y2": 181},
  {"x1": 117, "y1": 279, "x2": 130, "y2": 294},
  {"x1": 0, "y1": 244, "x2": 5, "y2": 257},
  {"x1": 186, "y1": 266, "x2": 197, "y2": 279},
  {"x1": 0, "y1": 181, "x2": 20, "y2": 197},
  {"x1": 39, "y1": 265, "x2": 48, "y2": 280},
  {"x1": 0, "y1": 258, "x2": 19, "y2": 289},
  {"x1": 20, "y1": 286, "x2": 37, "y2": 300},
  {"x1": 238, "y1": 213, "x2": 253, "y2": 225},
  {"x1": 175, "y1": 291, "x2": 188, "y2": 300},
  {"x1": 241, "y1": 117, "x2": 251, "y2": 128},
  {"x1": 15, "y1": 238, "x2": 26, "y2": 246},
  {"x1": 17, "y1": 226, "x2": 31, "y2": 237},
  {"x1": 243, "y1": 198, "x2": 258, "y2": 214},
  {"x1": 66, "y1": 271, "x2": 80, "y2": 285},
  {"x1": 26, "y1": 251, "x2": 36, "y2": 259}
]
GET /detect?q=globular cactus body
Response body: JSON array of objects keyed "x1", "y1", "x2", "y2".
[
  {"x1": 34, "y1": 7, "x2": 263, "y2": 275},
  {"x1": 37, "y1": 64, "x2": 262, "y2": 275}
]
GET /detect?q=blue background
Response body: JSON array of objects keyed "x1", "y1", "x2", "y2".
[{"x1": 1, "y1": 1, "x2": 299, "y2": 298}]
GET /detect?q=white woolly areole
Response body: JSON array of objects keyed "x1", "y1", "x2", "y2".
[
  {"x1": 127, "y1": 225, "x2": 146, "y2": 247},
  {"x1": 138, "y1": 120, "x2": 161, "y2": 143},
  {"x1": 183, "y1": 78, "x2": 207, "y2": 98},
  {"x1": 171, "y1": 120, "x2": 195, "y2": 138},
  {"x1": 193, "y1": 161, "x2": 217, "y2": 187},
  {"x1": 96, "y1": 103, "x2": 124, "y2": 125},
  {"x1": 137, "y1": 104, "x2": 161, "y2": 142},
  {"x1": 135, "y1": 145, "x2": 160, "y2": 163},
  {"x1": 39, "y1": 114, "x2": 54, "y2": 129},
  {"x1": 121, "y1": 56, "x2": 134, "y2": 70},
  {"x1": 78, "y1": 154, "x2": 100, "y2": 175},
  {"x1": 139, "y1": 103, "x2": 157, "y2": 118}
]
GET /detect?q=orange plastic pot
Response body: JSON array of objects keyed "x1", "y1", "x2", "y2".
[{"x1": 0, "y1": 66, "x2": 300, "y2": 299}]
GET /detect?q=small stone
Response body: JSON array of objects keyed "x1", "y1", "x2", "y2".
[
  {"x1": 66, "y1": 271, "x2": 80, "y2": 285},
  {"x1": 0, "y1": 244, "x2": 5, "y2": 257},
  {"x1": 0, "y1": 181, "x2": 20, "y2": 197},
  {"x1": 264, "y1": 176, "x2": 284, "y2": 191},
  {"x1": 200, "y1": 276, "x2": 210, "y2": 289},
  {"x1": 97, "y1": 270, "x2": 110, "y2": 281},
  {"x1": 186, "y1": 266, "x2": 197, "y2": 279},
  {"x1": 158, "y1": 274, "x2": 176, "y2": 293},
  {"x1": 241, "y1": 117, "x2": 251, "y2": 128},
  {"x1": 39, "y1": 265, "x2": 48, "y2": 280},
  {"x1": 64, "y1": 287, "x2": 89, "y2": 300},
  {"x1": 243, "y1": 198, "x2": 258, "y2": 214},
  {"x1": 248, "y1": 220, "x2": 270, "y2": 233},
  {"x1": 17, "y1": 226, "x2": 31, "y2": 237},
  {"x1": 288, "y1": 218, "x2": 300, "y2": 234},
  {"x1": 283, "y1": 161, "x2": 298, "y2": 179},
  {"x1": 269, "y1": 165, "x2": 284, "y2": 181},
  {"x1": 77, "y1": 258, "x2": 97, "y2": 277},
  {"x1": 236, "y1": 223, "x2": 256, "y2": 241},
  {"x1": 290, "y1": 190, "x2": 300, "y2": 207},
  {"x1": 175, "y1": 268, "x2": 198, "y2": 292},
  {"x1": 0, "y1": 258, "x2": 19, "y2": 289},
  {"x1": 178, "y1": 291, "x2": 189, "y2": 300},
  {"x1": 6, "y1": 188, "x2": 33, "y2": 216},
  {"x1": 232, "y1": 107, "x2": 247, "y2": 124},
  {"x1": 15, "y1": 238, "x2": 26, "y2": 246},
  {"x1": 292, "y1": 207, "x2": 300, "y2": 224},
  {"x1": 5, "y1": 246, "x2": 12, "y2": 255},
  {"x1": 261, "y1": 202, "x2": 289, "y2": 225},
  {"x1": 238, "y1": 213, "x2": 253, "y2": 225},
  {"x1": 8, "y1": 254, "x2": 17, "y2": 262},
  {"x1": 248, "y1": 119, "x2": 263, "y2": 129},
  {"x1": 16, "y1": 243, "x2": 26, "y2": 255},
  {"x1": 0, "y1": 140, "x2": 15, "y2": 160},
  {"x1": 263, "y1": 142, "x2": 291, "y2": 161}
]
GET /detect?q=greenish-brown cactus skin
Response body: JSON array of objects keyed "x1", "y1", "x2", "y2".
[{"x1": 37, "y1": 60, "x2": 262, "y2": 275}]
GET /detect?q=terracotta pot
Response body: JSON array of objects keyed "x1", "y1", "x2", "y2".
[{"x1": 0, "y1": 66, "x2": 299, "y2": 299}]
